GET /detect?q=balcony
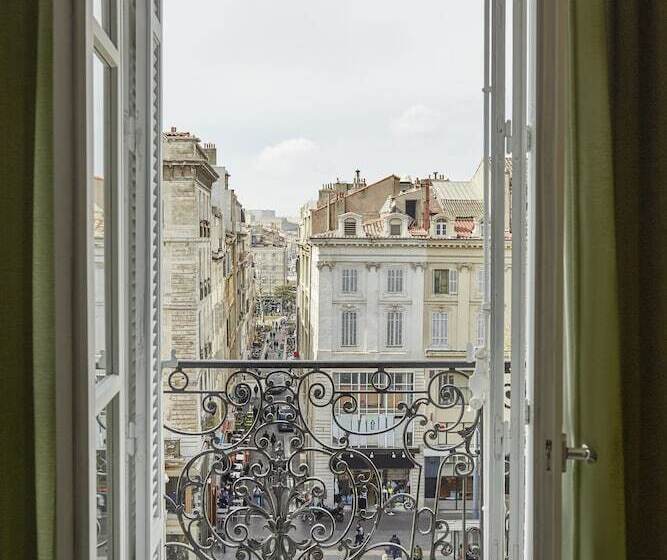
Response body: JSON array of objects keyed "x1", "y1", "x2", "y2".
[{"x1": 162, "y1": 359, "x2": 502, "y2": 560}]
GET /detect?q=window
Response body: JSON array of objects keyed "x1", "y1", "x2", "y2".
[
  {"x1": 341, "y1": 310, "x2": 358, "y2": 346},
  {"x1": 476, "y1": 311, "x2": 485, "y2": 347},
  {"x1": 435, "y1": 219, "x2": 447, "y2": 237},
  {"x1": 387, "y1": 268, "x2": 404, "y2": 293},
  {"x1": 389, "y1": 219, "x2": 402, "y2": 236},
  {"x1": 433, "y1": 269, "x2": 458, "y2": 295},
  {"x1": 342, "y1": 268, "x2": 358, "y2": 293},
  {"x1": 344, "y1": 218, "x2": 357, "y2": 237},
  {"x1": 431, "y1": 311, "x2": 449, "y2": 347},
  {"x1": 476, "y1": 266, "x2": 485, "y2": 294},
  {"x1": 386, "y1": 310, "x2": 403, "y2": 347}
]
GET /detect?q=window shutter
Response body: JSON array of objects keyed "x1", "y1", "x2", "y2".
[
  {"x1": 449, "y1": 269, "x2": 458, "y2": 294},
  {"x1": 129, "y1": 1, "x2": 164, "y2": 558}
]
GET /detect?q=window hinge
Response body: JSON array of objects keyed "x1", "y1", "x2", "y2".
[
  {"x1": 127, "y1": 421, "x2": 136, "y2": 456},
  {"x1": 504, "y1": 119, "x2": 512, "y2": 154},
  {"x1": 524, "y1": 401, "x2": 531, "y2": 425}
]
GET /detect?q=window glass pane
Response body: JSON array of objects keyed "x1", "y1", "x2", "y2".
[
  {"x1": 96, "y1": 402, "x2": 114, "y2": 558},
  {"x1": 93, "y1": 53, "x2": 112, "y2": 381},
  {"x1": 93, "y1": 0, "x2": 116, "y2": 43}
]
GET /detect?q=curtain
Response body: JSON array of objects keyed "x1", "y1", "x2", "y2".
[
  {"x1": 0, "y1": 1, "x2": 55, "y2": 559},
  {"x1": 606, "y1": 2, "x2": 667, "y2": 559},
  {"x1": 566, "y1": 1, "x2": 667, "y2": 559}
]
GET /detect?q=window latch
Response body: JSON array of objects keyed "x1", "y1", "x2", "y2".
[{"x1": 562, "y1": 434, "x2": 597, "y2": 472}]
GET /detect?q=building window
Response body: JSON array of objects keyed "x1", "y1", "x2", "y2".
[
  {"x1": 344, "y1": 219, "x2": 357, "y2": 237},
  {"x1": 389, "y1": 219, "x2": 402, "y2": 236},
  {"x1": 342, "y1": 268, "x2": 358, "y2": 293},
  {"x1": 387, "y1": 268, "x2": 404, "y2": 293},
  {"x1": 476, "y1": 311, "x2": 485, "y2": 347},
  {"x1": 386, "y1": 310, "x2": 403, "y2": 347},
  {"x1": 433, "y1": 269, "x2": 458, "y2": 295},
  {"x1": 341, "y1": 310, "x2": 358, "y2": 347},
  {"x1": 476, "y1": 266, "x2": 484, "y2": 294},
  {"x1": 435, "y1": 219, "x2": 447, "y2": 237},
  {"x1": 431, "y1": 311, "x2": 449, "y2": 347}
]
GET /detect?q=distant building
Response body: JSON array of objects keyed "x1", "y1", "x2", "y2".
[
  {"x1": 297, "y1": 164, "x2": 512, "y2": 508},
  {"x1": 250, "y1": 225, "x2": 288, "y2": 296}
]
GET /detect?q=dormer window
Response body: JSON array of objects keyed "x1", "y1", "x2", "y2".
[
  {"x1": 389, "y1": 219, "x2": 402, "y2": 236},
  {"x1": 435, "y1": 219, "x2": 447, "y2": 237},
  {"x1": 344, "y1": 218, "x2": 357, "y2": 237}
]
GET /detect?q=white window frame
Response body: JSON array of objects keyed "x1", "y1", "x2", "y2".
[
  {"x1": 341, "y1": 268, "x2": 358, "y2": 294},
  {"x1": 433, "y1": 268, "x2": 458, "y2": 295},
  {"x1": 386, "y1": 309, "x2": 404, "y2": 347},
  {"x1": 341, "y1": 309, "x2": 358, "y2": 347},
  {"x1": 389, "y1": 219, "x2": 402, "y2": 236},
  {"x1": 435, "y1": 219, "x2": 448, "y2": 237},
  {"x1": 386, "y1": 267, "x2": 404, "y2": 294},
  {"x1": 431, "y1": 311, "x2": 449, "y2": 348}
]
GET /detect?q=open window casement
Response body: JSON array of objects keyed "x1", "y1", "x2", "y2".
[
  {"x1": 477, "y1": 1, "x2": 570, "y2": 559},
  {"x1": 55, "y1": 0, "x2": 164, "y2": 557}
]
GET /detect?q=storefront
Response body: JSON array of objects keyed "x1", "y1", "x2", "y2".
[{"x1": 334, "y1": 449, "x2": 418, "y2": 506}]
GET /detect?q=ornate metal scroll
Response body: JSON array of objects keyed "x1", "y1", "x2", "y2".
[{"x1": 163, "y1": 361, "x2": 486, "y2": 560}]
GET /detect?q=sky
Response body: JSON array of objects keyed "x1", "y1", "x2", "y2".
[{"x1": 164, "y1": 1, "x2": 485, "y2": 217}]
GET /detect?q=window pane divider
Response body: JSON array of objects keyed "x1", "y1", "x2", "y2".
[{"x1": 93, "y1": 20, "x2": 121, "y2": 68}]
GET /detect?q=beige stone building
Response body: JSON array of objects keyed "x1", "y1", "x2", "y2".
[
  {"x1": 297, "y1": 164, "x2": 512, "y2": 506},
  {"x1": 250, "y1": 225, "x2": 288, "y2": 297},
  {"x1": 161, "y1": 130, "x2": 256, "y2": 539}
]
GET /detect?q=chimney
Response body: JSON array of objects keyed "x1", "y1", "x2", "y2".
[
  {"x1": 202, "y1": 142, "x2": 217, "y2": 166},
  {"x1": 423, "y1": 180, "x2": 431, "y2": 232},
  {"x1": 170, "y1": 126, "x2": 177, "y2": 133},
  {"x1": 355, "y1": 169, "x2": 361, "y2": 185}
]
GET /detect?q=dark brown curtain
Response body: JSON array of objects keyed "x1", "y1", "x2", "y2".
[
  {"x1": 607, "y1": 2, "x2": 667, "y2": 559},
  {"x1": 0, "y1": 0, "x2": 55, "y2": 558}
]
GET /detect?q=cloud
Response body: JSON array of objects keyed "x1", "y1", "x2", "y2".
[
  {"x1": 391, "y1": 105, "x2": 443, "y2": 137},
  {"x1": 255, "y1": 138, "x2": 320, "y2": 176}
]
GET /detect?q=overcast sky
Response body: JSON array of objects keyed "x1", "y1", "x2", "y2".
[{"x1": 164, "y1": 1, "x2": 484, "y2": 216}]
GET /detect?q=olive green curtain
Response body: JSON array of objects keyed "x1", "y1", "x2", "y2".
[
  {"x1": 0, "y1": 1, "x2": 55, "y2": 559},
  {"x1": 566, "y1": 1, "x2": 667, "y2": 559}
]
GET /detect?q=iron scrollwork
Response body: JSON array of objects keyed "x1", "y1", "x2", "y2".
[{"x1": 163, "y1": 362, "x2": 484, "y2": 559}]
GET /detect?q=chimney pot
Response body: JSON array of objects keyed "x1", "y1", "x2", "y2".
[{"x1": 171, "y1": 126, "x2": 177, "y2": 133}]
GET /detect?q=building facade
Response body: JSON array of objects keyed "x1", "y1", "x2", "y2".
[
  {"x1": 297, "y1": 165, "x2": 512, "y2": 507},
  {"x1": 161, "y1": 130, "x2": 256, "y2": 543},
  {"x1": 250, "y1": 225, "x2": 288, "y2": 297}
]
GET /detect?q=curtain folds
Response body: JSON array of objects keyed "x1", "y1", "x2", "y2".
[
  {"x1": 0, "y1": 1, "x2": 55, "y2": 559},
  {"x1": 566, "y1": 1, "x2": 667, "y2": 559}
]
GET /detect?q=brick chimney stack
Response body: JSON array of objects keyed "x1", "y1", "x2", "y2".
[{"x1": 423, "y1": 179, "x2": 431, "y2": 231}]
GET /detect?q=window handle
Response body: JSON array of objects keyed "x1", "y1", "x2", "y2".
[{"x1": 562, "y1": 434, "x2": 597, "y2": 472}]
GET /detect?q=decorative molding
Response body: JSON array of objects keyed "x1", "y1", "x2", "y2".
[
  {"x1": 365, "y1": 262, "x2": 381, "y2": 271},
  {"x1": 316, "y1": 261, "x2": 335, "y2": 270},
  {"x1": 410, "y1": 262, "x2": 426, "y2": 271}
]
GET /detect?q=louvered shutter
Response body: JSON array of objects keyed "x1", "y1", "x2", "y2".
[{"x1": 128, "y1": 0, "x2": 164, "y2": 557}]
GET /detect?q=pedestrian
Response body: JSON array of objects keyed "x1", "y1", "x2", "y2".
[
  {"x1": 389, "y1": 534, "x2": 401, "y2": 559},
  {"x1": 252, "y1": 486, "x2": 262, "y2": 508},
  {"x1": 354, "y1": 523, "x2": 364, "y2": 546},
  {"x1": 412, "y1": 545, "x2": 423, "y2": 560}
]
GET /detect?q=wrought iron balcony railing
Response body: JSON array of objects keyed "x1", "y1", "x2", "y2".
[{"x1": 163, "y1": 359, "x2": 500, "y2": 560}]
